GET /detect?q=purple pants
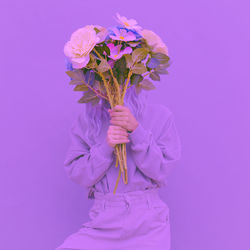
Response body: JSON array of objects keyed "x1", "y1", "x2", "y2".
[{"x1": 55, "y1": 188, "x2": 171, "y2": 250}]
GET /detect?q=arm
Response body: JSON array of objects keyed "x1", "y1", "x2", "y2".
[
  {"x1": 129, "y1": 110, "x2": 182, "y2": 187},
  {"x1": 63, "y1": 113, "x2": 114, "y2": 188}
]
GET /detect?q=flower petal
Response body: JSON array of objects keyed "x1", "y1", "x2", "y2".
[
  {"x1": 121, "y1": 46, "x2": 132, "y2": 55},
  {"x1": 72, "y1": 55, "x2": 90, "y2": 69}
]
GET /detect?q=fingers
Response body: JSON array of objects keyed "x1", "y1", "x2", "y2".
[
  {"x1": 107, "y1": 124, "x2": 130, "y2": 146},
  {"x1": 107, "y1": 136, "x2": 130, "y2": 147},
  {"x1": 110, "y1": 116, "x2": 129, "y2": 122},
  {"x1": 108, "y1": 107, "x2": 128, "y2": 117},
  {"x1": 109, "y1": 111, "x2": 127, "y2": 117},
  {"x1": 108, "y1": 128, "x2": 128, "y2": 137},
  {"x1": 109, "y1": 105, "x2": 128, "y2": 113},
  {"x1": 108, "y1": 125, "x2": 127, "y2": 132},
  {"x1": 112, "y1": 134, "x2": 130, "y2": 143}
]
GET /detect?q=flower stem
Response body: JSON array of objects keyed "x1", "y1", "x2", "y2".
[
  {"x1": 143, "y1": 69, "x2": 153, "y2": 78},
  {"x1": 93, "y1": 47, "x2": 121, "y2": 104},
  {"x1": 84, "y1": 71, "x2": 108, "y2": 101},
  {"x1": 121, "y1": 70, "x2": 133, "y2": 101}
]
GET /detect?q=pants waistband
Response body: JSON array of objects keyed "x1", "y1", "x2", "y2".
[{"x1": 93, "y1": 188, "x2": 162, "y2": 210}]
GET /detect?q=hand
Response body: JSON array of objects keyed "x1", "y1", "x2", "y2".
[
  {"x1": 108, "y1": 105, "x2": 139, "y2": 133},
  {"x1": 106, "y1": 125, "x2": 130, "y2": 148}
]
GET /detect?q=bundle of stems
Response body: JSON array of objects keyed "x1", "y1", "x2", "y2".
[{"x1": 92, "y1": 47, "x2": 133, "y2": 194}]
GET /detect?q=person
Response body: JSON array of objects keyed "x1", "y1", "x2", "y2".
[{"x1": 55, "y1": 84, "x2": 182, "y2": 250}]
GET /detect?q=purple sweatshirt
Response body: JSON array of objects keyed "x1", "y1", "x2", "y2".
[{"x1": 63, "y1": 103, "x2": 182, "y2": 199}]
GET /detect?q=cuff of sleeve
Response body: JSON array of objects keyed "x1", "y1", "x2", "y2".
[
  {"x1": 129, "y1": 123, "x2": 149, "y2": 145},
  {"x1": 97, "y1": 140, "x2": 114, "y2": 157}
]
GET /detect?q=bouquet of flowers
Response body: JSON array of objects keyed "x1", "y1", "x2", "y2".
[{"x1": 63, "y1": 13, "x2": 171, "y2": 194}]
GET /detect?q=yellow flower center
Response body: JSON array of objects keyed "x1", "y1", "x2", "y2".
[
  {"x1": 124, "y1": 22, "x2": 130, "y2": 27},
  {"x1": 119, "y1": 36, "x2": 125, "y2": 40}
]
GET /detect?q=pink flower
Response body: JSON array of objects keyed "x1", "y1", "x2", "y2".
[
  {"x1": 109, "y1": 27, "x2": 137, "y2": 42},
  {"x1": 141, "y1": 29, "x2": 168, "y2": 55},
  {"x1": 63, "y1": 25, "x2": 100, "y2": 69},
  {"x1": 107, "y1": 43, "x2": 132, "y2": 60}
]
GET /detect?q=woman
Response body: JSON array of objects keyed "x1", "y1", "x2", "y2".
[{"x1": 55, "y1": 84, "x2": 182, "y2": 250}]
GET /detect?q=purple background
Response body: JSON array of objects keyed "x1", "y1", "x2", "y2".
[{"x1": 1, "y1": 1, "x2": 249, "y2": 249}]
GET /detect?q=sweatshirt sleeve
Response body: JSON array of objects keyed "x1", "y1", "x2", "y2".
[
  {"x1": 129, "y1": 109, "x2": 182, "y2": 187},
  {"x1": 63, "y1": 113, "x2": 114, "y2": 188}
]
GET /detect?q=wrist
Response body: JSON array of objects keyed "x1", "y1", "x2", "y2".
[
  {"x1": 127, "y1": 122, "x2": 139, "y2": 133},
  {"x1": 131, "y1": 121, "x2": 139, "y2": 132}
]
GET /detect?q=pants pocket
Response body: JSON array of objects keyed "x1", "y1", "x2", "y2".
[
  {"x1": 152, "y1": 198, "x2": 170, "y2": 224},
  {"x1": 88, "y1": 202, "x2": 103, "y2": 221}
]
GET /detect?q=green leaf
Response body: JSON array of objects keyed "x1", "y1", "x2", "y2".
[
  {"x1": 69, "y1": 80, "x2": 84, "y2": 85},
  {"x1": 94, "y1": 72, "x2": 102, "y2": 82},
  {"x1": 94, "y1": 27, "x2": 101, "y2": 33},
  {"x1": 151, "y1": 52, "x2": 169, "y2": 60},
  {"x1": 132, "y1": 48, "x2": 148, "y2": 63},
  {"x1": 113, "y1": 56, "x2": 128, "y2": 84},
  {"x1": 139, "y1": 79, "x2": 156, "y2": 90},
  {"x1": 102, "y1": 71, "x2": 112, "y2": 81},
  {"x1": 130, "y1": 74, "x2": 143, "y2": 85},
  {"x1": 66, "y1": 69, "x2": 85, "y2": 81},
  {"x1": 102, "y1": 43, "x2": 110, "y2": 56},
  {"x1": 94, "y1": 46, "x2": 104, "y2": 58},
  {"x1": 154, "y1": 61, "x2": 170, "y2": 74},
  {"x1": 149, "y1": 72, "x2": 160, "y2": 81},
  {"x1": 159, "y1": 62, "x2": 171, "y2": 68},
  {"x1": 73, "y1": 84, "x2": 89, "y2": 91},
  {"x1": 135, "y1": 84, "x2": 143, "y2": 95},
  {"x1": 90, "y1": 97, "x2": 100, "y2": 106},
  {"x1": 151, "y1": 52, "x2": 170, "y2": 64},
  {"x1": 97, "y1": 59, "x2": 110, "y2": 72},
  {"x1": 132, "y1": 63, "x2": 147, "y2": 74},
  {"x1": 78, "y1": 90, "x2": 99, "y2": 103},
  {"x1": 154, "y1": 68, "x2": 169, "y2": 75},
  {"x1": 93, "y1": 79, "x2": 104, "y2": 92},
  {"x1": 85, "y1": 54, "x2": 97, "y2": 69},
  {"x1": 146, "y1": 57, "x2": 161, "y2": 68},
  {"x1": 124, "y1": 54, "x2": 133, "y2": 68}
]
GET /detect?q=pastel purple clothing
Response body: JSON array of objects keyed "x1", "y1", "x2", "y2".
[
  {"x1": 56, "y1": 103, "x2": 181, "y2": 249},
  {"x1": 63, "y1": 103, "x2": 181, "y2": 196},
  {"x1": 56, "y1": 188, "x2": 171, "y2": 250}
]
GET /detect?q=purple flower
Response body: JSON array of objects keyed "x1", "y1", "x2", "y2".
[
  {"x1": 114, "y1": 13, "x2": 143, "y2": 33},
  {"x1": 109, "y1": 27, "x2": 137, "y2": 42}
]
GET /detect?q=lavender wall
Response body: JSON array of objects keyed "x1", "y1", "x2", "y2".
[{"x1": 1, "y1": 1, "x2": 249, "y2": 249}]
